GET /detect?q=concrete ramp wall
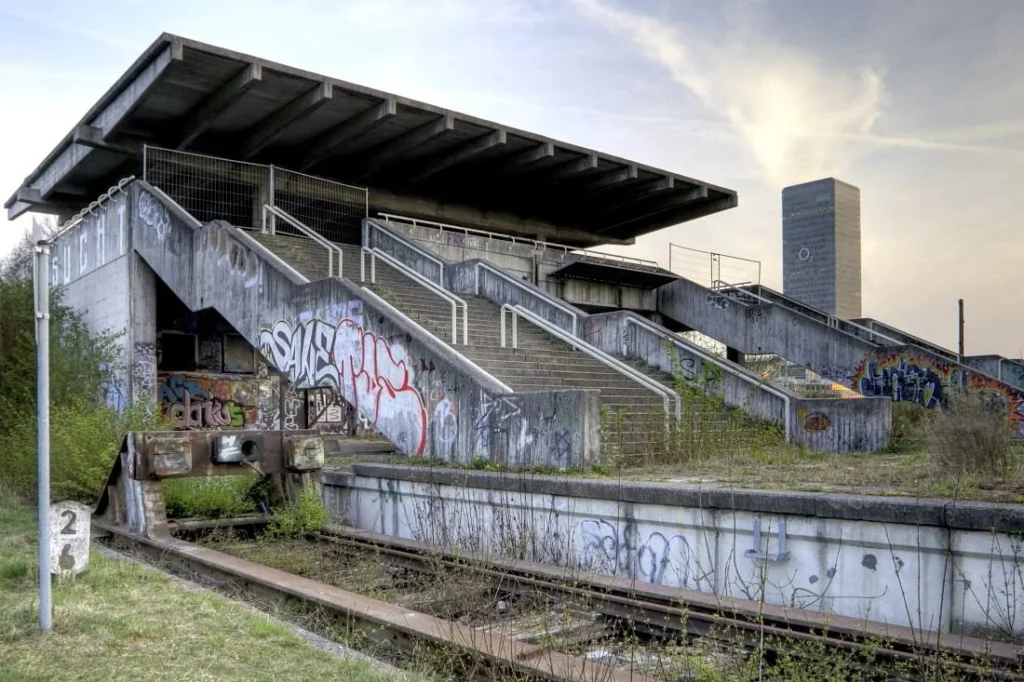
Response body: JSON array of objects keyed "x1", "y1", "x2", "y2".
[
  {"x1": 130, "y1": 182, "x2": 600, "y2": 467},
  {"x1": 658, "y1": 276, "x2": 1024, "y2": 438},
  {"x1": 585, "y1": 311, "x2": 890, "y2": 453}
]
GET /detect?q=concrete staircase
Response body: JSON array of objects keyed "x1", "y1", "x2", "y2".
[{"x1": 251, "y1": 232, "x2": 673, "y2": 458}]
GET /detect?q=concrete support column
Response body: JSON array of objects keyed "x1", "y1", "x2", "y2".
[
  {"x1": 726, "y1": 346, "x2": 746, "y2": 366},
  {"x1": 129, "y1": 254, "x2": 159, "y2": 408}
]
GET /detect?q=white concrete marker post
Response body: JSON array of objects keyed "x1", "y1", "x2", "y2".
[{"x1": 50, "y1": 502, "x2": 91, "y2": 581}]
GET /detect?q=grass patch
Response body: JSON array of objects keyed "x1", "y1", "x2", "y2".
[
  {"x1": 0, "y1": 498, "x2": 425, "y2": 682},
  {"x1": 162, "y1": 475, "x2": 261, "y2": 518}
]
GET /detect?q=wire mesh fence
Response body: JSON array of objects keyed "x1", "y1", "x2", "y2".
[
  {"x1": 143, "y1": 146, "x2": 367, "y2": 240},
  {"x1": 273, "y1": 168, "x2": 367, "y2": 244},
  {"x1": 668, "y1": 243, "x2": 761, "y2": 289}
]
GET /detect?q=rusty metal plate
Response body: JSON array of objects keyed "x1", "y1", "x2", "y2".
[
  {"x1": 149, "y1": 436, "x2": 193, "y2": 477},
  {"x1": 285, "y1": 434, "x2": 325, "y2": 471}
]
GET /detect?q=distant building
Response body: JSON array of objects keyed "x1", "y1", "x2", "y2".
[{"x1": 782, "y1": 178, "x2": 861, "y2": 318}]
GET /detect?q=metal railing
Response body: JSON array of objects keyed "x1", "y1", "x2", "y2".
[
  {"x1": 360, "y1": 287, "x2": 512, "y2": 394},
  {"x1": 670, "y1": 244, "x2": 761, "y2": 288},
  {"x1": 714, "y1": 279, "x2": 906, "y2": 347},
  {"x1": 378, "y1": 213, "x2": 660, "y2": 271},
  {"x1": 501, "y1": 304, "x2": 680, "y2": 422},
  {"x1": 361, "y1": 247, "x2": 468, "y2": 345},
  {"x1": 144, "y1": 146, "x2": 367, "y2": 241},
  {"x1": 476, "y1": 261, "x2": 579, "y2": 337},
  {"x1": 365, "y1": 220, "x2": 445, "y2": 285},
  {"x1": 263, "y1": 205, "x2": 342, "y2": 278},
  {"x1": 623, "y1": 314, "x2": 791, "y2": 442}
]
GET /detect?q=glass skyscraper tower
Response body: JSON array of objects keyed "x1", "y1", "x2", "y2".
[{"x1": 782, "y1": 178, "x2": 862, "y2": 319}]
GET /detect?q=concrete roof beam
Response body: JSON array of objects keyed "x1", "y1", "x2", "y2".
[
  {"x1": 352, "y1": 113, "x2": 455, "y2": 183},
  {"x1": 495, "y1": 142, "x2": 554, "y2": 176},
  {"x1": 239, "y1": 81, "x2": 332, "y2": 159},
  {"x1": 175, "y1": 63, "x2": 263, "y2": 149},
  {"x1": 297, "y1": 98, "x2": 398, "y2": 172},
  {"x1": 400, "y1": 128, "x2": 507, "y2": 191}
]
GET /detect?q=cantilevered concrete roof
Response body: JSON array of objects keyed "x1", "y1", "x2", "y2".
[{"x1": 6, "y1": 33, "x2": 737, "y2": 245}]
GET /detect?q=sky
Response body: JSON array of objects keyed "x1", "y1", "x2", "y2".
[{"x1": 1, "y1": 0, "x2": 1022, "y2": 356}]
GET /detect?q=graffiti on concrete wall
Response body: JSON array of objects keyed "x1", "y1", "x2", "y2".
[
  {"x1": 853, "y1": 349, "x2": 1024, "y2": 436},
  {"x1": 579, "y1": 519, "x2": 696, "y2": 588},
  {"x1": 50, "y1": 192, "x2": 128, "y2": 287},
  {"x1": 258, "y1": 316, "x2": 428, "y2": 455},
  {"x1": 138, "y1": 190, "x2": 169, "y2": 242},
  {"x1": 157, "y1": 372, "x2": 264, "y2": 430},
  {"x1": 197, "y1": 222, "x2": 261, "y2": 290},
  {"x1": 132, "y1": 342, "x2": 157, "y2": 404}
]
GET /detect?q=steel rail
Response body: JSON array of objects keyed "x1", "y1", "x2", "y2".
[
  {"x1": 95, "y1": 519, "x2": 649, "y2": 682},
  {"x1": 317, "y1": 525, "x2": 1023, "y2": 678}
]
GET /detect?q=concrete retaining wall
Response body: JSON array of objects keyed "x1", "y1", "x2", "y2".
[
  {"x1": 130, "y1": 183, "x2": 600, "y2": 467},
  {"x1": 584, "y1": 311, "x2": 891, "y2": 453},
  {"x1": 658, "y1": 276, "x2": 1024, "y2": 438},
  {"x1": 326, "y1": 464, "x2": 1024, "y2": 637},
  {"x1": 48, "y1": 190, "x2": 133, "y2": 411}
]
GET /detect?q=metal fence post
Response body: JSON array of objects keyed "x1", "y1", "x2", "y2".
[
  {"x1": 268, "y1": 165, "x2": 276, "y2": 234},
  {"x1": 33, "y1": 220, "x2": 52, "y2": 632}
]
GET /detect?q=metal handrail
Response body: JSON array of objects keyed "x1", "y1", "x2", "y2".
[
  {"x1": 361, "y1": 247, "x2": 468, "y2": 345},
  {"x1": 365, "y1": 219, "x2": 445, "y2": 284},
  {"x1": 476, "y1": 261, "x2": 579, "y2": 337},
  {"x1": 713, "y1": 279, "x2": 904, "y2": 347},
  {"x1": 263, "y1": 204, "x2": 342, "y2": 279},
  {"x1": 378, "y1": 213, "x2": 659, "y2": 270},
  {"x1": 360, "y1": 287, "x2": 512, "y2": 394},
  {"x1": 501, "y1": 304, "x2": 680, "y2": 421},
  {"x1": 623, "y1": 314, "x2": 791, "y2": 442}
]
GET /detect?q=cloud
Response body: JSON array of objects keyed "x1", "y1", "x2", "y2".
[{"x1": 570, "y1": 0, "x2": 886, "y2": 187}]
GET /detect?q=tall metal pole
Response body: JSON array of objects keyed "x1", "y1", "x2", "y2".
[
  {"x1": 34, "y1": 220, "x2": 52, "y2": 632},
  {"x1": 958, "y1": 299, "x2": 965, "y2": 362}
]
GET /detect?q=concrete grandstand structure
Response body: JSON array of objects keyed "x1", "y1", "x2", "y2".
[{"x1": 9, "y1": 34, "x2": 1024, "y2": 462}]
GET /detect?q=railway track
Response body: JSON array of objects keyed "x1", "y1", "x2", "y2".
[
  {"x1": 314, "y1": 524, "x2": 1024, "y2": 681},
  {"x1": 99, "y1": 513, "x2": 1024, "y2": 680},
  {"x1": 96, "y1": 518, "x2": 649, "y2": 682}
]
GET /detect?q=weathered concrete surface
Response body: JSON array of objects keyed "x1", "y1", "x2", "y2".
[
  {"x1": 382, "y1": 217, "x2": 656, "y2": 311},
  {"x1": 446, "y1": 258, "x2": 586, "y2": 336},
  {"x1": 584, "y1": 311, "x2": 891, "y2": 453},
  {"x1": 129, "y1": 181, "x2": 600, "y2": 467},
  {"x1": 963, "y1": 355, "x2": 1024, "y2": 391},
  {"x1": 328, "y1": 464, "x2": 1024, "y2": 636},
  {"x1": 658, "y1": 276, "x2": 1024, "y2": 437}
]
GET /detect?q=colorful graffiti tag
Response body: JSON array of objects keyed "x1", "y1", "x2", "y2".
[
  {"x1": 853, "y1": 350, "x2": 1024, "y2": 437},
  {"x1": 157, "y1": 373, "x2": 261, "y2": 430},
  {"x1": 258, "y1": 318, "x2": 428, "y2": 455}
]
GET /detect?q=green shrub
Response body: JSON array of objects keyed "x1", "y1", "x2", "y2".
[
  {"x1": 887, "y1": 401, "x2": 928, "y2": 453},
  {"x1": 0, "y1": 276, "x2": 166, "y2": 503},
  {"x1": 266, "y1": 488, "x2": 328, "y2": 538},
  {"x1": 925, "y1": 393, "x2": 1012, "y2": 476}
]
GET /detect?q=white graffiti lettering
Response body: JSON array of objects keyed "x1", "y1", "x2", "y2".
[{"x1": 138, "y1": 191, "x2": 170, "y2": 241}]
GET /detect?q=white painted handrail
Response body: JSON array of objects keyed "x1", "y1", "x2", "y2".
[
  {"x1": 263, "y1": 204, "x2": 343, "y2": 279},
  {"x1": 501, "y1": 304, "x2": 680, "y2": 421},
  {"x1": 365, "y1": 219, "x2": 444, "y2": 284},
  {"x1": 624, "y1": 315, "x2": 791, "y2": 442},
  {"x1": 361, "y1": 247, "x2": 468, "y2": 345},
  {"x1": 476, "y1": 261, "x2": 579, "y2": 337},
  {"x1": 378, "y1": 212, "x2": 659, "y2": 269},
  {"x1": 360, "y1": 287, "x2": 512, "y2": 394}
]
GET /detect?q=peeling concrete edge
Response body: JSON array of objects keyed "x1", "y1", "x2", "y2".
[
  {"x1": 338, "y1": 464, "x2": 1024, "y2": 533},
  {"x1": 95, "y1": 543, "x2": 408, "y2": 674}
]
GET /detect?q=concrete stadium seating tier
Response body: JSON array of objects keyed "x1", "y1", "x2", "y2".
[{"x1": 130, "y1": 182, "x2": 600, "y2": 468}]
